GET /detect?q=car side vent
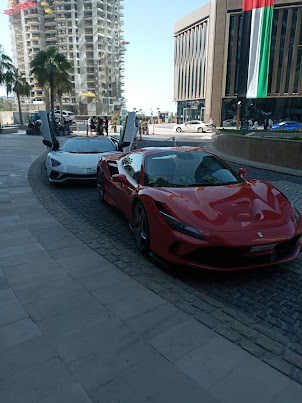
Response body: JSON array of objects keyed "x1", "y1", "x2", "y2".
[
  {"x1": 154, "y1": 201, "x2": 170, "y2": 215},
  {"x1": 107, "y1": 162, "x2": 118, "y2": 177}
]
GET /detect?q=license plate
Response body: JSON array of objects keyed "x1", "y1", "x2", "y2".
[
  {"x1": 86, "y1": 168, "x2": 96, "y2": 173},
  {"x1": 250, "y1": 244, "x2": 276, "y2": 252}
]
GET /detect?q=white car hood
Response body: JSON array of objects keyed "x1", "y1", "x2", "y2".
[{"x1": 48, "y1": 151, "x2": 118, "y2": 168}]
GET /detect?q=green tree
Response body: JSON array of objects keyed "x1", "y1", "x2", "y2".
[
  {"x1": 0, "y1": 45, "x2": 13, "y2": 86},
  {"x1": 30, "y1": 47, "x2": 73, "y2": 114},
  {"x1": 56, "y1": 72, "x2": 73, "y2": 124},
  {"x1": 5, "y1": 68, "x2": 30, "y2": 126}
]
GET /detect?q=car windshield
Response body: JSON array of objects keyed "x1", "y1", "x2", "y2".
[
  {"x1": 144, "y1": 150, "x2": 242, "y2": 187},
  {"x1": 59, "y1": 138, "x2": 116, "y2": 153}
]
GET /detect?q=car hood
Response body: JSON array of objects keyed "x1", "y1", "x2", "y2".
[
  {"x1": 158, "y1": 180, "x2": 292, "y2": 232},
  {"x1": 48, "y1": 151, "x2": 118, "y2": 167}
]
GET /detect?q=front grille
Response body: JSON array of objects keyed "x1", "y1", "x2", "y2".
[{"x1": 186, "y1": 236, "x2": 300, "y2": 268}]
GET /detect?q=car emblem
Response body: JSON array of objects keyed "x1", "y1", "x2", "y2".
[
  {"x1": 82, "y1": 167, "x2": 85, "y2": 170},
  {"x1": 258, "y1": 232, "x2": 263, "y2": 238}
]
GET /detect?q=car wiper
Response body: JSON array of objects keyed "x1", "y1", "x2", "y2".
[{"x1": 187, "y1": 183, "x2": 222, "y2": 187}]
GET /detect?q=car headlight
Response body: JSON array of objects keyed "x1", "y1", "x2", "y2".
[
  {"x1": 51, "y1": 158, "x2": 61, "y2": 167},
  {"x1": 160, "y1": 212, "x2": 205, "y2": 240},
  {"x1": 293, "y1": 206, "x2": 300, "y2": 226}
]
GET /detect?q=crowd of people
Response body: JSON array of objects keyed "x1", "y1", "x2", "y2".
[
  {"x1": 247, "y1": 117, "x2": 274, "y2": 130},
  {"x1": 88, "y1": 116, "x2": 109, "y2": 136}
]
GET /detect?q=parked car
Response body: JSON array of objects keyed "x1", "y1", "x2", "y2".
[
  {"x1": 272, "y1": 121, "x2": 302, "y2": 131},
  {"x1": 223, "y1": 119, "x2": 237, "y2": 127},
  {"x1": 45, "y1": 136, "x2": 119, "y2": 182},
  {"x1": 97, "y1": 147, "x2": 302, "y2": 271},
  {"x1": 54, "y1": 110, "x2": 75, "y2": 123},
  {"x1": 173, "y1": 120, "x2": 210, "y2": 133}
]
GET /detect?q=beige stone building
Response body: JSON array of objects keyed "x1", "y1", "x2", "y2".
[{"x1": 174, "y1": 0, "x2": 302, "y2": 125}]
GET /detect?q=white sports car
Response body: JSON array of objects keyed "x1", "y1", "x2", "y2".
[
  {"x1": 45, "y1": 137, "x2": 119, "y2": 182},
  {"x1": 173, "y1": 120, "x2": 210, "y2": 133}
]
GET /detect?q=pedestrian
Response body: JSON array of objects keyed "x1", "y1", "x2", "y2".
[
  {"x1": 268, "y1": 117, "x2": 273, "y2": 130},
  {"x1": 104, "y1": 116, "x2": 108, "y2": 135},
  {"x1": 264, "y1": 119, "x2": 268, "y2": 130},
  {"x1": 90, "y1": 116, "x2": 96, "y2": 134},
  {"x1": 253, "y1": 120, "x2": 258, "y2": 130},
  {"x1": 248, "y1": 118, "x2": 253, "y2": 130},
  {"x1": 210, "y1": 117, "x2": 213, "y2": 127},
  {"x1": 88, "y1": 116, "x2": 92, "y2": 134},
  {"x1": 97, "y1": 117, "x2": 104, "y2": 135}
]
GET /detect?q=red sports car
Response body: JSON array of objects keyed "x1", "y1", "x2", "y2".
[{"x1": 97, "y1": 147, "x2": 302, "y2": 270}]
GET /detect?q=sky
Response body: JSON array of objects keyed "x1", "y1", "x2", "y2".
[{"x1": 0, "y1": 0, "x2": 207, "y2": 112}]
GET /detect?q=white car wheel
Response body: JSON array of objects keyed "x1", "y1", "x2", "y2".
[
  {"x1": 176, "y1": 127, "x2": 182, "y2": 133},
  {"x1": 197, "y1": 127, "x2": 204, "y2": 133}
]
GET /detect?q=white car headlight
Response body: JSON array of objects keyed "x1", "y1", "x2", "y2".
[{"x1": 51, "y1": 158, "x2": 61, "y2": 167}]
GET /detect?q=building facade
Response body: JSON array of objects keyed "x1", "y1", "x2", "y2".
[
  {"x1": 9, "y1": 0, "x2": 125, "y2": 115},
  {"x1": 174, "y1": 0, "x2": 302, "y2": 125}
]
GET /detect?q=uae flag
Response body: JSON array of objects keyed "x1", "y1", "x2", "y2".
[{"x1": 238, "y1": 0, "x2": 274, "y2": 98}]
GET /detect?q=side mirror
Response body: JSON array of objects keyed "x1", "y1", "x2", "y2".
[
  {"x1": 118, "y1": 141, "x2": 130, "y2": 151},
  {"x1": 239, "y1": 168, "x2": 248, "y2": 179},
  {"x1": 42, "y1": 139, "x2": 52, "y2": 148},
  {"x1": 112, "y1": 174, "x2": 128, "y2": 185}
]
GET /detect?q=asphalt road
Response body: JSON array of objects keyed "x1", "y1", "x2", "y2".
[{"x1": 38, "y1": 138, "x2": 302, "y2": 348}]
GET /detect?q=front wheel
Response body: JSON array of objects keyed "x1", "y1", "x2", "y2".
[
  {"x1": 176, "y1": 127, "x2": 182, "y2": 133},
  {"x1": 97, "y1": 170, "x2": 105, "y2": 202},
  {"x1": 133, "y1": 201, "x2": 150, "y2": 254},
  {"x1": 298, "y1": 126, "x2": 302, "y2": 132},
  {"x1": 197, "y1": 127, "x2": 204, "y2": 133}
]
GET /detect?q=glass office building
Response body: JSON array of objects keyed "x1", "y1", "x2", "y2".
[{"x1": 174, "y1": 0, "x2": 302, "y2": 125}]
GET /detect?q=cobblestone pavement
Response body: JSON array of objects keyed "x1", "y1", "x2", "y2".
[{"x1": 28, "y1": 139, "x2": 302, "y2": 385}]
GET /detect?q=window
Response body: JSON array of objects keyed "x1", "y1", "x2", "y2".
[{"x1": 122, "y1": 153, "x2": 142, "y2": 183}]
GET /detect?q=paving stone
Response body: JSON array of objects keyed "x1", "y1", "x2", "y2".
[
  {"x1": 239, "y1": 338, "x2": 265, "y2": 358},
  {"x1": 255, "y1": 335, "x2": 285, "y2": 355},
  {"x1": 0, "y1": 336, "x2": 57, "y2": 383},
  {"x1": 41, "y1": 383, "x2": 92, "y2": 403},
  {"x1": 215, "y1": 325, "x2": 241, "y2": 343},
  {"x1": 0, "y1": 358, "x2": 76, "y2": 403},
  {"x1": 0, "y1": 288, "x2": 18, "y2": 307},
  {"x1": 0, "y1": 318, "x2": 41, "y2": 352},
  {"x1": 192, "y1": 298, "x2": 215, "y2": 313},
  {"x1": 194, "y1": 312, "x2": 220, "y2": 329},
  {"x1": 126, "y1": 303, "x2": 188, "y2": 340},
  {"x1": 57, "y1": 252, "x2": 114, "y2": 278},
  {"x1": 0, "y1": 301, "x2": 28, "y2": 327},
  {"x1": 91, "y1": 355, "x2": 217, "y2": 403},
  {"x1": 148, "y1": 318, "x2": 215, "y2": 362},
  {"x1": 176, "y1": 335, "x2": 248, "y2": 389},
  {"x1": 0, "y1": 249, "x2": 51, "y2": 268},
  {"x1": 105, "y1": 286, "x2": 165, "y2": 320},
  {"x1": 272, "y1": 380, "x2": 302, "y2": 403},
  {"x1": 210, "y1": 355, "x2": 290, "y2": 403},
  {"x1": 264, "y1": 353, "x2": 293, "y2": 376},
  {"x1": 2, "y1": 257, "x2": 62, "y2": 279},
  {"x1": 13, "y1": 276, "x2": 81, "y2": 305},
  {"x1": 37, "y1": 301, "x2": 110, "y2": 338},
  {"x1": 230, "y1": 320, "x2": 258, "y2": 339},
  {"x1": 283, "y1": 350, "x2": 302, "y2": 370},
  {"x1": 8, "y1": 267, "x2": 68, "y2": 290},
  {"x1": 77, "y1": 269, "x2": 130, "y2": 292},
  {"x1": 48, "y1": 244, "x2": 92, "y2": 259},
  {"x1": 25, "y1": 288, "x2": 95, "y2": 321}
]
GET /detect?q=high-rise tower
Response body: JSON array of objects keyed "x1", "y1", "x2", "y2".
[{"x1": 9, "y1": 0, "x2": 125, "y2": 115}]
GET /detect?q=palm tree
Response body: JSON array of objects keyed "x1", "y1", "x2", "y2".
[
  {"x1": 0, "y1": 45, "x2": 13, "y2": 86},
  {"x1": 30, "y1": 47, "x2": 73, "y2": 114},
  {"x1": 56, "y1": 72, "x2": 73, "y2": 124},
  {"x1": 5, "y1": 68, "x2": 30, "y2": 126}
]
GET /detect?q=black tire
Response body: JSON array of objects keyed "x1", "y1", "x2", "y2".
[
  {"x1": 197, "y1": 127, "x2": 204, "y2": 133},
  {"x1": 133, "y1": 201, "x2": 150, "y2": 254},
  {"x1": 176, "y1": 127, "x2": 182, "y2": 133},
  {"x1": 279, "y1": 126, "x2": 284, "y2": 131},
  {"x1": 298, "y1": 126, "x2": 302, "y2": 132},
  {"x1": 97, "y1": 170, "x2": 105, "y2": 202}
]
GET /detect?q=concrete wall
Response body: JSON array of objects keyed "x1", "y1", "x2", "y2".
[
  {"x1": 212, "y1": 132, "x2": 302, "y2": 170},
  {"x1": 0, "y1": 112, "x2": 14, "y2": 125}
]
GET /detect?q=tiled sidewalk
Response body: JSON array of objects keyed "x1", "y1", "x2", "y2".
[{"x1": 0, "y1": 133, "x2": 301, "y2": 402}]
